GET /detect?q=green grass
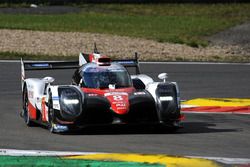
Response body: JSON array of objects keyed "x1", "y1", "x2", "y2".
[
  {"x1": 0, "y1": 4, "x2": 250, "y2": 47},
  {"x1": 0, "y1": 156, "x2": 163, "y2": 167}
]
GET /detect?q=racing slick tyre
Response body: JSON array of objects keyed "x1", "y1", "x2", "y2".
[
  {"x1": 48, "y1": 91, "x2": 56, "y2": 133},
  {"x1": 22, "y1": 85, "x2": 34, "y2": 126},
  {"x1": 156, "y1": 83, "x2": 181, "y2": 132}
]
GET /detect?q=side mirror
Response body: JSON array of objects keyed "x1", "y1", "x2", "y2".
[
  {"x1": 109, "y1": 84, "x2": 116, "y2": 89},
  {"x1": 158, "y1": 73, "x2": 168, "y2": 82},
  {"x1": 78, "y1": 79, "x2": 83, "y2": 86},
  {"x1": 43, "y1": 77, "x2": 55, "y2": 83}
]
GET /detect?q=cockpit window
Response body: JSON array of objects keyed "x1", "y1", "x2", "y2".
[{"x1": 80, "y1": 63, "x2": 132, "y2": 89}]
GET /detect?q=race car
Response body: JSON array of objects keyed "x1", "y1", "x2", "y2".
[{"x1": 20, "y1": 47, "x2": 182, "y2": 133}]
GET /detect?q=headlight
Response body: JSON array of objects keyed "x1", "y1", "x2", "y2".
[
  {"x1": 59, "y1": 87, "x2": 82, "y2": 121},
  {"x1": 159, "y1": 96, "x2": 173, "y2": 101},
  {"x1": 63, "y1": 99, "x2": 79, "y2": 105}
]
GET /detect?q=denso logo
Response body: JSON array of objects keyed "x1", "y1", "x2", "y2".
[{"x1": 104, "y1": 92, "x2": 127, "y2": 96}]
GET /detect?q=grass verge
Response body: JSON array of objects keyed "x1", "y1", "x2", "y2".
[{"x1": 0, "y1": 4, "x2": 250, "y2": 47}]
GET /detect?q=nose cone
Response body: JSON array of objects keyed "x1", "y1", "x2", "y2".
[{"x1": 105, "y1": 93, "x2": 129, "y2": 115}]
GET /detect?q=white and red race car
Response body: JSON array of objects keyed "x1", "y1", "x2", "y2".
[{"x1": 21, "y1": 47, "x2": 182, "y2": 133}]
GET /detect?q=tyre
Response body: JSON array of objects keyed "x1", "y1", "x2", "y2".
[
  {"x1": 47, "y1": 91, "x2": 56, "y2": 133},
  {"x1": 156, "y1": 83, "x2": 180, "y2": 123},
  {"x1": 22, "y1": 86, "x2": 34, "y2": 126}
]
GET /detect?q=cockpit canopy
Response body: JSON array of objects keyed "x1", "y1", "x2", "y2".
[{"x1": 80, "y1": 63, "x2": 132, "y2": 89}]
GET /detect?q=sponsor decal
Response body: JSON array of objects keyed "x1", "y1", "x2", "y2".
[
  {"x1": 31, "y1": 63, "x2": 49, "y2": 67},
  {"x1": 28, "y1": 91, "x2": 34, "y2": 99},
  {"x1": 52, "y1": 96, "x2": 59, "y2": 100},
  {"x1": 27, "y1": 84, "x2": 34, "y2": 89},
  {"x1": 53, "y1": 104, "x2": 59, "y2": 109},
  {"x1": 104, "y1": 92, "x2": 128, "y2": 96},
  {"x1": 88, "y1": 94, "x2": 98, "y2": 97},
  {"x1": 115, "y1": 60, "x2": 135, "y2": 65},
  {"x1": 53, "y1": 124, "x2": 68, "y2": 132}
]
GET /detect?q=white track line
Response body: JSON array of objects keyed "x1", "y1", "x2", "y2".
[
  {"x1": 1, "y1": 60, "x2": 250, "y2": 65},
  {"x1": 188, "y1": 156, "x2": 250, "y2": 165},
  {"x1": 0, "y1": 149, "x2": 97, "y2": 156},
  {"x1": 0, "y1": 149, "x2": 250, "y2": 165},
  {"x1": 0, "y1": 60, "x2": 21, "y2": 63},
  {"x1": 141, "y1": 62, "x2": 250, "y2": 65}
]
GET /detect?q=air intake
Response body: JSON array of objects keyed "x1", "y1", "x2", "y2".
[{"x1": 97, "y1": 57, "x2": 111, "y2": 66}]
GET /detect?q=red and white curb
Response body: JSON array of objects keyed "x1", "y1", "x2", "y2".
[{"x1": 181, "y1": 98, "x2": 250, "y2": 114}]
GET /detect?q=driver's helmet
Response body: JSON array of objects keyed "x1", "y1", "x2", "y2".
[
  {"x1": 109, "y1": 73, "x2": 117, "y2": 84},
  {"x1": 98, "y1": 72, "x2": 110, "y2": 88}
]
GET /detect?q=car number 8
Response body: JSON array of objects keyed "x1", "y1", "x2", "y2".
[{"x1": 113, "y1": 95, "x2": 123, "y2": 101}]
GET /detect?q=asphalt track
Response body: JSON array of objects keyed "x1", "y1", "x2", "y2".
[{"x1": 0, "y1": 61, "x2": 250, "y2": 159}]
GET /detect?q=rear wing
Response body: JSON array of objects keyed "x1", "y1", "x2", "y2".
[
  {"x1": 21, "y1": 52, "x2": 141, "y2": 87},
  {"x1": 113, "y1": 52, "x2": 141, "y2": 75},
  {"x1": 20, "y1": 59, "x2": 79, "y2": 89},
  {"x1": 22, "y1": 61, "x2": 79, "y2": 71}
]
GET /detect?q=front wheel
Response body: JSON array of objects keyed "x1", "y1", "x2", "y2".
[
  {"x1": 156, "y1": 83, "x2": 180, "y2": 123},
  {"x1": 48, "y1": 91, "x2": 56, "y2": 133}
]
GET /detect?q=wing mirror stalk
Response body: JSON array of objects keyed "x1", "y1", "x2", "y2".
[{"x1": 158, "y1": 73, "x2": 168, "y2": 82}]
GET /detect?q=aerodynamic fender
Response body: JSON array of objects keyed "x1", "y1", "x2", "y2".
[
  {"x1": 48, "y1": 85, "x2": 85, "y2": 111},
  {"x1": 22, "y1": 78, "x2": 47, "y2": 120},
  {"x1": 23, "y1": 79, "x2": 46, "y2": 110},
  {"x1": 131, "y1": 74, "x2": 154, "y2": 89}
]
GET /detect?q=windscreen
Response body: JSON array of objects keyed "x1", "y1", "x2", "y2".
[{"x1": 81, "y1": 65, "x2": 132, "y2": 89}]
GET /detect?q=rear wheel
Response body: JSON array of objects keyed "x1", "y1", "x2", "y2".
[{"x1": 22, "y1": 86, "x2": 34, "y2": 126}]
